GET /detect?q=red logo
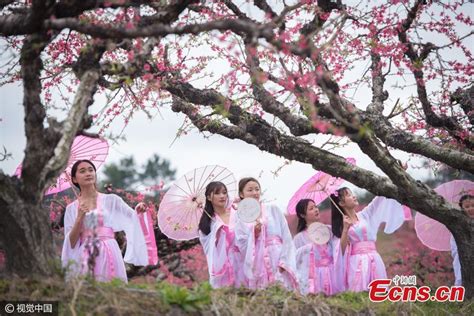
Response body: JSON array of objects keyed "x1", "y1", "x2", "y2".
[{"x1": 368, "y1": 277, "x2": 464, "y2": 302}]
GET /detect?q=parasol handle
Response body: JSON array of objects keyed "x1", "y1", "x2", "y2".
[
  {"x1": 328, "y1": 195, "x2": 345, "y2": 217},
  {"x1": 64, "y1": 170, "x2": 80, "y2": 199},
  {"x1": 202, "y1": 209, "x2": 213, "y2": 220}
]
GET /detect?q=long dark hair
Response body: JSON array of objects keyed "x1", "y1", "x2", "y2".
[
  {"x1": 198, "y1": 181, "x2": 228, "y2": 235},
  {"x1": 330, "y1": 187, "x2": 351, "y2": 238},
  {"x1": 296, "y1": 199, "x2": 314, "y2": 233},
  {"x1": 238, "y1": 177, "x2": 261, "y2": 199},
  {"x1": 71, "y1": 159, "x2": 97, "y2": 190}
]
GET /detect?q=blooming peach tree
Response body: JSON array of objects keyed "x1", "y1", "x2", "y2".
[{"x1": 0, "y1": 0, "x2": 472, "y2": 296}]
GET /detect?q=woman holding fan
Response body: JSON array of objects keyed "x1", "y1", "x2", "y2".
[
  {"x1": 198, "y1": 181, "x2": 245, "y2": 288},
  {"x1": 233, "y1": 177, "x2": 298, "y2": 290},
  {"x1": 294, "y1": 199, "x2": 344, "y2": 295}
]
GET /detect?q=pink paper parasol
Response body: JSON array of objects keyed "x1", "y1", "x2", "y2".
[
  {"x1": 14, "y1": 135, "x2": 109, "y2": 195},
  {"x1": 158, "y1": 165, "x2": 237, "y2": 240},
  {"x1": 287, "y1": 158, "x2": 356, "y2": 215},
  {"x1": 415, "y1": 180, "x2": 474, "y2": 251}
]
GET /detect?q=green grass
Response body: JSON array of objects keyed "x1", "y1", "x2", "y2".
[{"x1": 0, "y1": 276, "x2": 472, "y2": 315}]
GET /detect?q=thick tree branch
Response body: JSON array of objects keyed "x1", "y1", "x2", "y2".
[
  {"x1": 19, "y1": 32, "x2": 55, "y2": 201},
  {"x1": 161, "y1": 74, "x2": 474, "y2": 174},
  {"x1": 367, "y1": 49, "x2": 388, "y2": 114},
  {"x1": 171, "y1": 97, "x2": 404, "y2": 199},
  {"x1": 45, "y1": 17, "x2": 267, "y2": 39},
  {"x1": 365, "y1": 113, "x2": 474, "y2": 174},
  {"x1": 173, "y1": 96, "x2": 470, "y2": 259},
  {"x1": 41, "y1": 68, "x2": 101, "y2": 189},
  {"x1": 0, "y1": 0, "x2": 196, "y2": 36},
  {"x1": 0, "y1": 0, "x2": 55, "y2": 35}
]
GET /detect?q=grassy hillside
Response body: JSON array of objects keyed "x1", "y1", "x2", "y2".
[{"x1": 0, "y1": 277, "x2": 472, "y2": 315}]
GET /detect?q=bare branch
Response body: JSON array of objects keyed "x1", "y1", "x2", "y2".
[
  {"x1": 254, "y1": 0, "x2": 277, "y2": 19},
  {"x1": 223, "y1": 0, "x2": 255, "y2": 22},
  {"x1": 451, "y1": 85, "x2": 474, "y2": 126},
  {"x1": 300, "y1": 0, "x2": 342, "y2": 36},
  {"x1": 244, "y1": 43, "x2": 318, "y2": 136},
  {"x1": 0, "y1": 146, "x2": 12, "y2": 162},
  {"x1": 398, "y1": 0, "x2": 472, "y2": 148}
]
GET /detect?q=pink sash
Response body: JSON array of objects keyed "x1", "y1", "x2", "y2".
[
  {"x1": 138, "y1": 211, "x2": 158, "y2": 265},
  {"x1": 350, "y1": 241, "x2": 377, "y2": 289},
  {"x1": 263, "y1": 231, "x2": 282, "y2": 284},
  {"x1": 79, "y1": 194, "x2": 117, "y2": 280},
  {"x1": 309, "y1": 244, "x2": 333, "y2": 294},
  {"x1": 351, "y1": 241, "x2": 377, "y2": 255}
]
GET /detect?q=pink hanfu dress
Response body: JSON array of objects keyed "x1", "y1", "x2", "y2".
[
  {"x1": 344, "y1": 197, "x2": 405, "y2": 292},
  {"x1": 61, "y1": 193, "x2": 148, "y2": 282}
]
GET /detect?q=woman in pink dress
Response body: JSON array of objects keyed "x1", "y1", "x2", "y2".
[
  {"x1": 198, "y1": 181, "x2": 245, "y2": 288},
  {"x1": 233, "y1": 177, "x2": 298, "y2": 290},
  {"x1": 331, "y1": 187, "x2": 405, "y2": 292},
  {"x1": 61, "y1": 160, "x2": 148, "y2": 282},
  {"x1": 294, "y1": 199, "x2": 344, "y2": 295}
]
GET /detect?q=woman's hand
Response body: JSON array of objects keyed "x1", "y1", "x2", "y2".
[
  {"x1": 70, "y1": 201, "x2": 91, "y2": 248},
  {"x1": 135, "y1": 202, "x2": 147, "y2": 214},
  {"x1": 77, "y1": 202, "x2": 91, "y2": 220},
  {"x1": 342, "y1": 215, "x2": 353, "y2": 232},
  {"x1": 254, "y1": 221, "x2": 262, "y2": 239},
  {"x1": 341, "y1": 215, "x2": 353, "y2": 255}
]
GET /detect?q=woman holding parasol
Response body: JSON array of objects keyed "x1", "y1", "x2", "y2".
[
  {"x1": 198, "y1": 181, "x2": 246, "y2": 288},
  {"x1": 331, "y1": 187, "x2": 407, "y2": 292}
]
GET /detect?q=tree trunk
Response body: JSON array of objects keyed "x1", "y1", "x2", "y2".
[{"x1": 0, "y1": 187, "x2": 56, "y2": 276}]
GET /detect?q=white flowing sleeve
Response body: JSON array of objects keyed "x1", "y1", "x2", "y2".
[
  {"x1": 450, "y1": 236, "x2": 462, "y2": 286},
  {"x1": 110, "y1": 195, "x2": 148, "y2": 266},
  {"x1": 199, "y1": 228, "x2": 215, "y2": 274},
  {"x1": 273, "y1": 205, "x2": 298, "y2": 288},
  {"x1": 329, "y1": 233, "x2": 346, "y2": 293},
  {"x1": 199, "y1": 220, "x2": 231, "y2": 287},
  {"x1": 293, "y1": 232, "x2": 309, "y2": 250},
  {"x1": 61, "y1": 202, "x2": 81, "y2": 272},
  {"x1": 233, "y1": 212, "x2": 258, "y2": 281},
  {"x1": 294, "y1": 232, "x2": 312, "y2": 294},
  {"x1": 360, "y1": 196, "x2": 405, "y2": 234}
]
